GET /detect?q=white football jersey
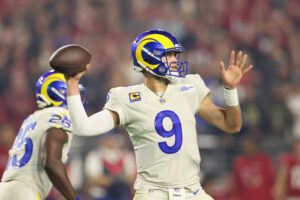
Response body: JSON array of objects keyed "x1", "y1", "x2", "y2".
[
  {"x1": 1, "y1": 107, "x2": 73, "y2": 199},
  {"x1": 104, "y1": 74, "x2": 210, "y2": 189}
]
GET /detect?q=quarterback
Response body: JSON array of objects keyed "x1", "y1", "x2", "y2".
[
  {"x1": 0, "y1": 71, "x2": 83, "y2": 200},
  {"x1": 66, "y1": 30, "x2": 253, "y2": 200}
]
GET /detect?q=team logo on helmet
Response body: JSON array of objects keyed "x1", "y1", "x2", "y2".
[
  {"x1": 131, "y1": 30, "x2": 189, "y2": 80},
  {"x1": 36, "y1": 70, "x2": 87, "y2": 109}
]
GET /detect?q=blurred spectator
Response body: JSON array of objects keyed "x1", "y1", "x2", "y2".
[
  {"x1": 262, "y1": 86, "x2": 293, "y2": 136},
  {"x1": 0, "y1": 97, "x2": 8, "y2": 125},
  {"x1": 3, "y1": 68, "x2": 35, "y2": 129},
  {"x1": 274, "y1": 135, "x2": 300, "y2": 200},
  {"x1": 85, "y1": 133, "x2": 136, "y2": 200},
  {"x1": 229, "y1": 134, "x2": 275, "y2": 200},
  {"x1": 286, "y1": 84, "x2": 300, "y2": 137},
  {"x1": 0, "y1": 123, "x2": 15, "y2": 179}
]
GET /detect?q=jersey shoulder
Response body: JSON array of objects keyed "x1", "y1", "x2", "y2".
[
  {"x1": 106, "y1": 84, "x2": 144, "y2": 104},
  {"x1": 38, "y1": 107, "x2": 70, "y2": 119},
  {"x1": 179, "y1": 74, "x2": 204, "y2": 85},
  {"x1": 37, "y1": 107, "x2": 73, "y2": 133},
  {"x1": 111, "y1": 84, "x2": 143, "y2": 94}
]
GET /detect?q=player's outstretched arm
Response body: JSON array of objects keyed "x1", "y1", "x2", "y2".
[
  {"x1": 65, "y1": 65, "x2": 117, "y2": 136},
  {"x1": 42, "y1": 128, "x2": 78, "y2": 200},
  {"x1": 198, "y1": 51, "x2": 253, "y2": 133}
]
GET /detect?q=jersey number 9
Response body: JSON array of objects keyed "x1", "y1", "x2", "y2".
[{"x1": 155, "y1": 110, "x2": 183, "y2": 154}]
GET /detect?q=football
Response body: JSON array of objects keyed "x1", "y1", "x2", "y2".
[{"x1": 49, "y1": 44, "x2": 91, "y2": 76}]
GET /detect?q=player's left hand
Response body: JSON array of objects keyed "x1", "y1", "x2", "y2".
[{"x1": 220, "y1": 51, "x2": 253, "y2": 89}]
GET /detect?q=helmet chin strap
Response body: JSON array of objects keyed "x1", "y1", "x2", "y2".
[
  {"x1": 165, "y1": 71, "x2": 182, "y2": 84},
  {"x1": 168, "y1": 70, "x2": 179, "y2": 76},
  {"x1": 36, "y1": 94, "x2": 52, "y2": 108}
]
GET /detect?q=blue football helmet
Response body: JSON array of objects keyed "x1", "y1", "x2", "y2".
[
  {"x1": 36, "y1": 70, "x2": 87, "y2": 109},
  {"x1": 131, "y1": 29, "x2": 188, "y2": 79}
]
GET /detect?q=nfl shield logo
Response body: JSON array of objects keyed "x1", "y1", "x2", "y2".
[
  {"x1": 148, "y1": 189, "x2": 154, "y2": 195},
  {"x1": 160, "y1": 98, "x2": 166, "y2": 104}
]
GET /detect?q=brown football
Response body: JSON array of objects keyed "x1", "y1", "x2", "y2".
[{"x1": 49, "y1": 44, "x2": 91, "y2": 76}]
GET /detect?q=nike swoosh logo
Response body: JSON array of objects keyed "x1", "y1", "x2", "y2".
[{"x1": 193, "y1": 189, "x2": 199, "y2": 195}]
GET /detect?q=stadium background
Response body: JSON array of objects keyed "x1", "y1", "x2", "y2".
[{"x1": 0, "y1": 0, "x2": 299, "y2": 199}]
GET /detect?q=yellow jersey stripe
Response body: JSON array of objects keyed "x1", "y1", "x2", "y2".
[
  {"x1": 134, "y1": 190, "x2": 138, "y2": 200},
  {"x1": 36, "y1": 192, "x2": 41, "y2": 200}
]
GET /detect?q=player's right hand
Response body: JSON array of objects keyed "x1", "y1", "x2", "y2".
[
  {"x1": 65, "y1": 64, "x2": 89, "y2": 82},
  {"x1": 65, "y1": 64, "x2": 89, "y2": 97}
]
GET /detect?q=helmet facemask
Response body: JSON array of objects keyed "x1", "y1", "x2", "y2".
[{"x1": 161, "y1": 50, "x2": 188, "y2": 79}]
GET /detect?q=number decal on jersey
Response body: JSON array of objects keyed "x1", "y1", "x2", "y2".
[
  {"x1": 154, "y1": 110, "x2": 183, "y2": 154},
  {"x1": 10, "y1": 121, "x2": 37, "y2": 168},
  {"x1": 49, "y1": 114, "x2": 71, "y2": 128}
]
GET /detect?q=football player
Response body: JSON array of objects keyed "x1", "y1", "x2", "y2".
[
  {"x1": 65, "y1": 30, "x2": 253, "y2": 200},
  {"x1": 0, "y1": 70, "x2": 83, "y2": 200}
]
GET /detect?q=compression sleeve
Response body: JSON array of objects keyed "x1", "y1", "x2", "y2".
[{"x1": 67, "y1": 95, "x2": 115, "y2": 136}]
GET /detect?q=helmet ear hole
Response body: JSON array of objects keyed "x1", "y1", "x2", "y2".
[{"x1": 144, "y1": 58, "x2": 154, "y2": 64}]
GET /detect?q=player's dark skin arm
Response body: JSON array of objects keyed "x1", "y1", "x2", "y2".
[{"x1": 42, "y1": 128, "x2": 77, "y2": 200}]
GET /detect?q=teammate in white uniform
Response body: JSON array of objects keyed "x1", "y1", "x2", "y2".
[
  {"x1": 65, "y1": 30, "x2": 253, "y2": 200},
  {"x1": 0, "y1": 70, "x2": 84, "y2": 200}
]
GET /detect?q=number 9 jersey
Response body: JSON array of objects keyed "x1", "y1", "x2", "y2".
[
  {"x1": 1, "y1": 106, "x2": 73, "y2": 199},
  {"x1": 104, "y1": 74, "x2": 210, "y2": 189}
]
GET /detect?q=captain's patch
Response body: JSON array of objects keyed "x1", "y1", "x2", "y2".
[{"x1": 129, "y1": 92, "x2": 141, "y2": 102}]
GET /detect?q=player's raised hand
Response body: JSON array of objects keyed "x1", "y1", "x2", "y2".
[
  {"x1": 64, "y1": 64, "x2": 89, "y2": 82},
  {"x1": 219, "y1": 51, "x2": 253, "y2": 89},
  {"x1": 65, "y1": 64, "x2": 89, "y2": 97}
]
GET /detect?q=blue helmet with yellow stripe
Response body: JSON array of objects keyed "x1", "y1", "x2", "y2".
[
  {"x1": 36, "y1": 70, "x2": 87, "y2": 109},
  {"x1": 131, "y1": 29, "x2": 188, "y2": 79}
]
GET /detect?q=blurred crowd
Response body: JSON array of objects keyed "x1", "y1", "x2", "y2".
[{"x1": 0, "y1": 0, "x2": 300, "y2": 199}]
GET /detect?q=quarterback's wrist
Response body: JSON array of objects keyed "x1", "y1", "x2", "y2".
[
  {"x1": 224, "y1": 87, "x2": 239, "y2": 106},
  {"x1": 66, "y1": 78, "x2": 80, "y2": 85},
  {"x1": 224, "y1": 85, "x2": 236, "y2": 90},
  {"x1": 66, "y1": 80, "x2": 81, "y2": 96}
]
